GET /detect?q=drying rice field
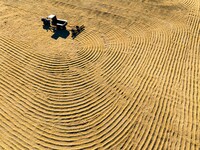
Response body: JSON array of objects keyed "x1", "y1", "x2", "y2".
[{"x1": 0, "y1": 0, "x2": 199, "y2": 149}]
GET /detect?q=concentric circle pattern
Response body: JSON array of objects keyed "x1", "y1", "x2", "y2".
[{"x1": 0, "y1": 0, "x2": 199, "y2": 149}]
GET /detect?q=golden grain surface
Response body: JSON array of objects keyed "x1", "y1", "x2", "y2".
[{"x1": 0, "y1": 0, "x2": 199, "y2": 149}]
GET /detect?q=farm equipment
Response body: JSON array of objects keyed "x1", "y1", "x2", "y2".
[
  {"x1": 41, "y1": 14, "x2": 85, "y2": 39},
  {"x1": 41, "y1": 14, "x2": 67, "y2": 30},
  {"x1": 71, "y1": 25, "x2": 85, "y2": 39}
]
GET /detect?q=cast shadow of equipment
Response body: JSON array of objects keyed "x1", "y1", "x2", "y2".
[
  {"x1": 51, "y1": 30, "x2": 70, "y2": 40},
  {"x1": 42, "y1": 25, "x2": 85, "y2": 40},
  {"x1": 42, "y1": 25, "x2": 70, "y2": 40}
]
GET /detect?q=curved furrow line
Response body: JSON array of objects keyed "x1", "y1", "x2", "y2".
[
  {"x1": 0, "y1": 57, "x2": 95, "y2": 95},
  {"x1": 0, "y1": 22, "x2": 151, "y2": 149},
  {"x1": 0, "y1": 126, "x2": 30, "y2": 150},
  {"x1": 0, "y1": 62, "x2": 113, "y2": 114},
  {"x1": 0, "y1": 84, "x2": 116, "y2": 142},
  {"x1": 0, "y1": 84, "x2": 119, "y2": 148},
  {"x1": 144, "y1": 22, "x2": 195, "y2": 149},
  {"x1": 2, "y1": 54, "x2": 70, "y2": 75},
  {"x1": 50, "y1": 0, "x2": 78, "y2": 10},
  {"x1": 0, "y1": 103, "x2": 78, "y2": 149},
  {"x1": 179, "y1": 0, "x2": 199, "y2": 11},
  {"x1": 187, "y1": 12, "x2": 200, "y2": 39},
  {"x1": 96, "y1": 25, "x2": 131, "y2": 73},
  {"x1": 0, "y1": 25, "x2": 126, "y2": 73},
  {"x1": 119, "y1": 21, "x2": 184, "y2": 149},
  {"x1": 183, "y1": 11, "x2": 200, "y2": 149},
  {"x1": 0, "y1": 36, "x2": 64, "y2": 63},
  {"x1": 64, "y1": 105, "x2": 133, "y2": 148},
  {"x1": 0, "y1": 41, "x2": 73, "y2": 75},
  {"x1": 0, "y1": 34, "x2": 98, "y2": 68},
  {"x1": 154, "y1": 25, "x2": 194, "y2": 149},
  {"x1": 0, "y1": 39, "x2": 81, "y2": 74},
  {"x1": 0, "y1": 71, "x2": 91, "y2": 114},
  {"x1": 138, "y1": 31, "x2": 180, "y2": 149},
  {"x1": 0, "y1": 105, "x2": 38, "y2": 149},
  {"x1": 162, "y1": 33, "x2": 191, "y2": 149},
  {"x1": 71, "y1": 18, "x2": 173, "y2": 148},
  {"x1": 0, "y1": 72, "x2": 118, "y2": 124},
  {"x1": 0, "y1": 45, "x2": 101, "y2": 88},
  {"x1": 0, "y1": 78, "x2": 139, "y2": 149},
  {"x1": 67, "y1": 33, "x2": 105, "y2": 67},
  {"x1": 130, "y1": 47, "x2": 169, "y2": 149},
  {"x1": 0, "y1": 12, "x2": 20, "y2": 21},
  {"x1": 169, "y1": 28, "x2": 190, "y2": 84},
  {"x1": 102, "y1": 69, "x2": 162, "y2": 148},
  {"x1": 0, "y1": 0, "x2": 199, "y2": 149},
  {"x1": 99, "y1": 27, "x2": 153, "y2": 89},
  {"x1": 61, "y1": 82, "x2": 153, "y2": 149},
  {"x1": 0, "y1": 65, "x2": 131, "y2": 134},
  {"x1": 93, "y1": 27, "x2": 168, "y2": 148}
]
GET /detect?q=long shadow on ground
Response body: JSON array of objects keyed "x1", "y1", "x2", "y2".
[
  {"x1": 42, "y1": 25, "x2": 70, "y2": 40},
  {"x1": 51, "y1": 30, "x2": 70, "y2": 40}
]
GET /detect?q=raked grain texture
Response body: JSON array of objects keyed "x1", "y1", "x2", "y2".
[{"x1": 0, "y1": 0, "x2": 199, "y2": 149}]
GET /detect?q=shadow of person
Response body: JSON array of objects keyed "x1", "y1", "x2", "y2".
[
  {"x1": 43, "y1": 25, "x2": 51, "y2": 32},
  {"x1": 51, "y1": 30, "x2": 70, "y2": 40}
]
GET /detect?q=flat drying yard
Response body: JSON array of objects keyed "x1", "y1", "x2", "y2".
[{"x1": 0, "y1": 0, "x2": 199, "y2": 149}]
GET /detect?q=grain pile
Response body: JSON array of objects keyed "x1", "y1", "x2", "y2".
[{"x1": 0, "y1": 0, "x2": 199, "y2": 149}]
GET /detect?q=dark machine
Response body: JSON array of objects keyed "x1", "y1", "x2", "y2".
[
  {"x1": 71, "y1": 25, "x2": 85, "y2": 39},
  {"x1": 41, "y1": 15, "x2": 67, "y2": 30},
  {"x1": 41, "y1": 14, "x2": 85, "y2": 39}
]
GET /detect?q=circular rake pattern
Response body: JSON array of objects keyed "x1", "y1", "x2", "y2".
[{"x1": 0, "y1": 0, "x2": 200, "y2": 149}]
